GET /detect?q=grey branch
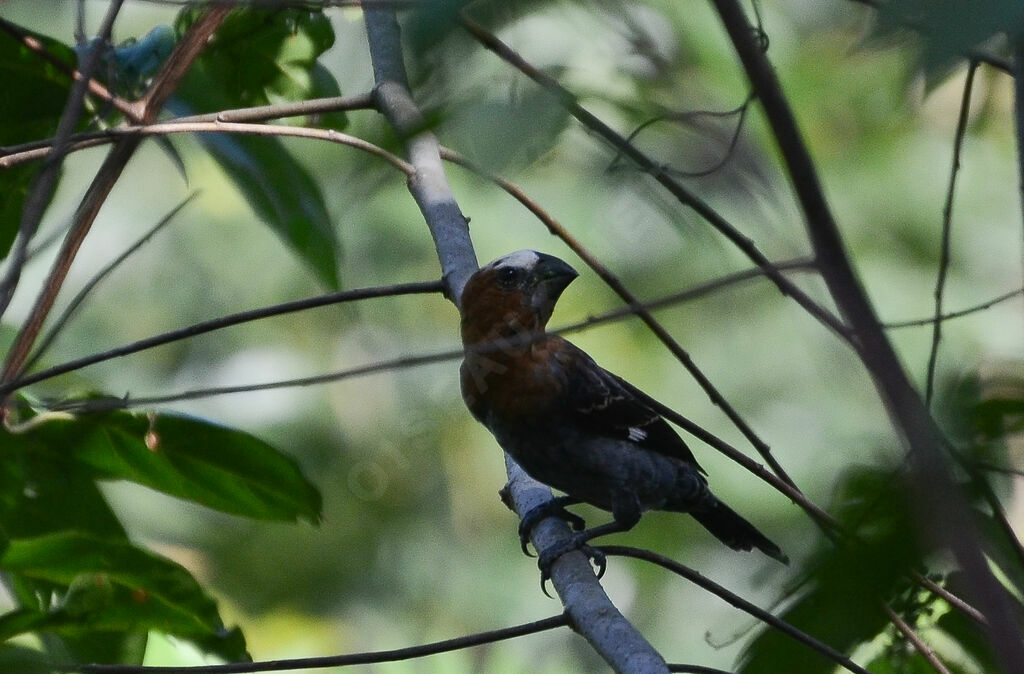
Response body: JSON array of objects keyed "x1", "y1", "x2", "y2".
[{"x1": 362, "y1": 7, "x2": 669, "y2": 673}]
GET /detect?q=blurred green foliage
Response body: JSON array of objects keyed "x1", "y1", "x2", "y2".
[{"x1": 0, "y1": 0, "x2": 1022, "y2": 672}]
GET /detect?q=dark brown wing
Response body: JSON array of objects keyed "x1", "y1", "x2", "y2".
[{"x1": 553, "y1": 340, "x2": 705, "y2": 473}]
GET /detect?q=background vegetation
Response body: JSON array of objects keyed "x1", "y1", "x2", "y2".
[{"x1": 0, "y1": 0, "x2": 1021, "y2": 672}]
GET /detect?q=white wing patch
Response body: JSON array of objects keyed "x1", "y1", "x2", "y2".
[
  {"x1": 627, "y1": 426, "x2": 647, "y2": 442},
  {"x1": 491, "y1": 249, "x2": 540, "y2": 271}
]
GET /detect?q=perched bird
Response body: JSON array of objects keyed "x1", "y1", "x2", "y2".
[{"x1": 459, "y1": 250, "x2": 786, "y2": 576}]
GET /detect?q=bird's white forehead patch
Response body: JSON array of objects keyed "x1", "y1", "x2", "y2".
[{"x1": 491, "y1": 249, "x2": 540, "y2": 271}]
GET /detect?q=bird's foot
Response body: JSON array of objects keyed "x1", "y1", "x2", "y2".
[
  {"x1": 518, "y1": 498, "x2": 585, "y2": 556},
  {"x1": 537, "y1": 534, "x2": 606, "y2": 597}
]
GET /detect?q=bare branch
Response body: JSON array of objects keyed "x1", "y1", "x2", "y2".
[
  {"x1": 882, "y1": 602, "x2": 953, "y2": 674},
  {"x1": 364, "y1": 8, "x2": 477, "y2": 301},
  {"x1": 927, "y1": 62, "x2": 978, "y2": 406},
  {"x1": 0, "y1": 93, "x2": 375, "y2": 162},
  {"x1": 600, "y1": 546, "x2": 871, "y2": 674},
  {"x1": 23, "y1": 192, "x2": 199, "y2": 373},
  {"x1": 442, "y1": 147, "x2": 811, "y2": 495},
  {"x1": 61, "y1": 613, "x2": 569, "y2": 673},
  {"x1": 885, "y1": 287, "x2": 1024, "y2": 328},
  {"x1": 710, "y1": 0, "x2": 1024, "y2": 667},
  {"x1": 459, "y1": 15, "x2": 852, "y2": 344},
  {"x1": 0, "y1": 280, "x2": 444, "y2": 399},
  {"x1": 0, "y1": 17, "x2": 139, "y2": 121}
]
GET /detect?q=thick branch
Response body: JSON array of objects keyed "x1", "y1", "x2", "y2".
[
  {"x1": 710, "y1": 0, "x2": 1024, "y2": 670},
  {"x1": 363, "y1": 7, "x2": 668, "y2": 673}
]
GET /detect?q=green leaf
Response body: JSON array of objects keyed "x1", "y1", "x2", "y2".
[
  {"x1": 0, "y1": 431, "x2": 126, "y2": 544},
  {"x1": 184, "y1": 127, "x2": 340, "y2": 290},
  {"x1": 0, "y1": 430, "x2": 139, "y2": 664},
  {"x1": 0, "y1": 22, "x2": 77, "y2": 259},
  {"x1": 0, "y1": 533, "x2": 247, "y2": 662},
  {"x1": 170, "y1": 7, "x2": 343, "y2": 288},
  {"x1": 18, "y1": 410, "x2": 321, "y2": 523},
  {"x1": 0, "y1": 645, "x2": 55, "y2": 674},
  {"x1": 739, "y1": 466, "x2": 924, "y2": 674},
  {"x1": 872, "y1": 0, "x2": 1024, "y2": 87}
]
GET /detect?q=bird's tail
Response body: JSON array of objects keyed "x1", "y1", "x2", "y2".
[{"x1": 689, "y1": 499, "x2": 789, "y2": 564}]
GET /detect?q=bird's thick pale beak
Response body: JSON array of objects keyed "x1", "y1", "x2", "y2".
[{"x1": 531, "y1": 253, "x2": 578, "y2": 323}]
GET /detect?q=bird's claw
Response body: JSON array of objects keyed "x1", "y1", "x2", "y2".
[
  {"x1": 518, "y1": 500, "x2": 586, "y2": 556},
  {"x1": 537, "y1": 535, "x2": 607, "y2": 597}
]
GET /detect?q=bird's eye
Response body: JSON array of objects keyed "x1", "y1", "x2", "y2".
[{"x1": 497, "y1": 267, "x2": 521, "y2": 289}]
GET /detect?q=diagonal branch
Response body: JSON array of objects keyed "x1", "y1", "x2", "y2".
[
  {"x1": 710, "y1": 0, "x2": 1024, "y2": 669},
  {"x1": 0, "y1": 279, "x2": 443, "y2": 400},
  {"x1": 442, "y1": 147, "x2": 811, "y2": 493},
  {"x1": 363, "y1": 7, "x2": 669, "y2": 673},
  {"x1": 0, "y1": 6, "x2": 232, "y2": 390},
  {"x1": 0, "y1": 0, "x2": 126, "y2": 323},
  {"x1": 459, "y1": 15, "x2": 852, "y2": 345}
]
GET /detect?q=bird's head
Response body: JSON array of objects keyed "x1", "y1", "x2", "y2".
[{"x1": 460, "y1": 250, "x2": 578, "y2": 345}]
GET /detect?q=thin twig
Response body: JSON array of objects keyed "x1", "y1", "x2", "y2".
[
  {"x1": 8, "y1": 264, "x2": 796, "y2": 397},
  {"x1": 1, "y1": 93, "x2": 376, "y2": 160},
  {"x1": 22, "y1": 262, "x2": 811, "y2": 406},
  {"x1": 913, "y1": 572, "x2": 987, "y2": 626},
  {"x1": 0, "y1": 0, "x2": 126, "y2": 323},
  {"x1": 885, "y1": 287, "x2": 1024, "y2": 328},
  {"x1": 599, "y1": 546, "x2": 871, "y2": 674},
  {"x1": 23, "y1": 192, "x2": 200, "y2": 373},
  {"x1": 1012, "y1": 37, "x2": 1024, "y2": 304},
  {"x1": 62, "y1": 614, "x2": 570, "y2": 673},
  {"x1": 0, "y1": 280, "x2": 444, "y2": 398},
  {"x1": 442, "y1": 146, "x2": 809, "y2": 494},
  {"x1": 459, "y1": 15, "x2": 852, "y2": 345},
  {"x1": 615, "y1": 92, "x2": 755, "y2": 179},
  {"x1": 882, "y1": 603, "x2": 953, "y2": 674},
  {"x1": 927, "y1": 62, "x2": 977, "y2": 406}
]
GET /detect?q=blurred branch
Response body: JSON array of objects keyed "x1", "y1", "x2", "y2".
[
  {"x1": 710, "y1": 0, "x2": 1024, "y2": 669},
  {"x1": 613, "y1": 92, "x2": 755, "y2": 178},
  {"x1": 442, "y1": 147, "x2": 810, "y2": 496},
  {"x1": 63, "y1": 613, "x2": 570, "y2": 673},
  {"x1": 0, "y1": 17, "x2": 139, "y2": 121},
  {"x1": 600, "y1": 546, "x2": 871, "y2": 674},
  {"x1": 1, "y1": 120, "x2": 413, "y2": 174},
  {"x1": 1014, "y1": 38, "x2": 1024, "y2": 247},
  {"x1": 914, "y1": 572, "x2": 987, "y2": 626},
  {"x1": 0, "y1": 6, "x2": 231, "y2": 391},
  {"x1": 0, "y1": 93, "x2": 376, "y2": 163},
  {"x1": 0, "y1": 0, "x2": 125, "y2": 324},
  {"x1": 885, "y1": 286, "x2": 1024, "y2": 328},
  {"x1": 0, "y1": 279, "x2": 444, "y2": 399},
  {"x1": 459, "y1": 15, "x2": 853, "y2": 344},
  {"x1": 882, "y1": 603, "x2": 953, "y2": 674},
  {"x1": 23, "y1": 192, "x2": 199, "y2": 373},
  {"x1": 14, "y1": 266, "x2": 792, "y2": 400},
  {"x1": 927, "y1": 62, "x2": 978, "y2": 406}
]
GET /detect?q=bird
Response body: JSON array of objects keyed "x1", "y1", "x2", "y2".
[{"x1": 459, "y1": 249, "x2": 787, "y2": 579}]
